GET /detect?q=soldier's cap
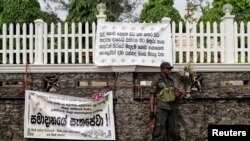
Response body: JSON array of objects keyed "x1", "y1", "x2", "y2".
[{"x1": 160, "y1": 62, "x2": 174, "y2": 70}]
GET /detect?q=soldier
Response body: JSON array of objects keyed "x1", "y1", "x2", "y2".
[{"x1": 149, "y1": 62, "x2": 186, "y2": 141}]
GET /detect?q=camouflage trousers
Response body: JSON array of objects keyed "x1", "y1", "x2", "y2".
[{"x1": 152, "y1": 108, "x2": 179, "y2": 141}]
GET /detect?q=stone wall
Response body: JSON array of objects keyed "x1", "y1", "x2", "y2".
[{"x1": 0, "y1": 72, "x2": 249, "y2": 141}]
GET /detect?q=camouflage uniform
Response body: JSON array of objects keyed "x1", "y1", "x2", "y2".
[{"x1": 150, "y1": 74, "x2": 178, "y2": 141}]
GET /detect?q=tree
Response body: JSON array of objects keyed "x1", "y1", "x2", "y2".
[
  {"x1": 43, "y1": 0, "x2": 69, "y2": 12},
  {"x1": 0, "y1": 0, "x2": 4, "y2": 25},
  {"x1": 184, "y1": 1, "x2": 197, "y2": 22},
  {"x1": 1, "y1": 0, "x2": 59, "y2": 25},
  {"x1": 184, "y1": 0, "x2": 210, "y2": 22},
  {"x1": 42, "y1": 0, "x2": 70, "y2": 22},
  {"x1": 139, "y1": 0, "x2": 182, "y2": 24},
  {"x1": 0, "y1": 0, "x2": 4, "y2": 13},
  {"x1": 186, "y1": 0, "x2": 211, "y2": 15},
  {"x1": 199, "y1": 0, "x2": 250, "y2": 24},
  {"x1": 66, "y1": 0, "x2": 123, "y2": 23},
  {"x1": 44, "y1": 0, "x2": 143, "y2": 22},
  {"x1": 117, "y1": 0, "x2": 143, "y2": 22}
]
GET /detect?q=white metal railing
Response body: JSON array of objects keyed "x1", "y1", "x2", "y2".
[{"x1": 0, "y1": 14, "x2": 250, "y2": 72}]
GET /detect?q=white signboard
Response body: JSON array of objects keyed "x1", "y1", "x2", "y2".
[
  {"x1": 24, "y1": 90, "x2": 115, "y2": 140},
  {"x1": 95, "y1": 22, "x2": 172, "y2": 66}
]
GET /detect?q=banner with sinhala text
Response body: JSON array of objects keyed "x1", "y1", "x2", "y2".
[
  {"x1": 95, "y1": 22, "x2": 172, "y2": 66},
  {"x1": 24, "y1": 90, "x2": 115, "y2": 140}
]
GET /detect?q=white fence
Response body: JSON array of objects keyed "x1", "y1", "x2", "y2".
[
  {"x1": 0, "y1": 20, "x2": 96, "y2": 65},
  {"x1": 0, "y1": 14, "x2": 250, "y2": 72},
  {"x1": 173, "y1": 21, "x2": 225, "y2": 64}
]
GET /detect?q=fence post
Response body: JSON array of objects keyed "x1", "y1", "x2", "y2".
[
  {"x1": 34, "y1": 19, "x2": 44, "y2": 64},
  {"x1": 222, "y1": 14, "x2": 235, "y2": 63},
  {"x1": 96, "y1": 3, "x2": 107, "y2": 24},
  {"x1": 161, "y1": 17, "x2": 171, "y2": 26},
  {"x1": 161, "y1": 17, "x2": 173, "y2": 65},
  {"x1": 95, "y1": 3, "x2": 107, "y2": 66}
]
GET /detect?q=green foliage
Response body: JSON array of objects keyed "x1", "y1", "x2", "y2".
[
  {"x1": 198, "y1": 8, "x2": 223, "y2": 24},
  {"x1": 199, "y1": 0, "x2": 250, "y2": 24},
  {"x1": 0, "y1": 0, "x2": 4, "y2": 13},
  {"x1": 1, "y1": 0, "x2": 58, "y2": 25},
  {"x1": 0, "y1": 14, "x2": 2, "y2": 27},
  {"x1": 66, "y1": 0, "x2": 123, "y2": 23},
  {"x1": 140, "y1": 5, "x2": 182, "y2": 23},
  {"x1": 153, "y1": 0, "x2": 174, "y2": 6},
  {"x1": 42, "y1": 12, "x2": 61, "y2": 24},
  {"x1": 44, "y1": 0, "x2": 142, "y2": 22},
  {"x1": 1, "y1": 0, "x2": 42, "y2": 24},
  {"x1": 139, "y1": 0, "x2": 182, "y2": 23}
]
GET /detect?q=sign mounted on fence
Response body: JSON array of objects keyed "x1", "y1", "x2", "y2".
[
  {"x1": 95, "y1": 22, "x2": 172, "y2": 66},
  {"x1": 24, "y1": 90, "x2": 115, "y2": 140}
]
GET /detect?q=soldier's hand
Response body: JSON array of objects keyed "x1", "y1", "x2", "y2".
[{"x1": 176, "y1": 88, "x2": 186, "y2": 99}]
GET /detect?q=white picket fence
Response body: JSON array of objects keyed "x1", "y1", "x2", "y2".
[
  {"x1": 173, "y1": 20, "x2": 250, "y2": 64},
  {"x1": 172, "y1": 21, "x2": 226, "y2": 64},
  {"x1": 0, "y1": 15, "x2": 250, "y2": 72},
  {"x1": 0, "y1": 20, "x2": 96, "y2": 65}
]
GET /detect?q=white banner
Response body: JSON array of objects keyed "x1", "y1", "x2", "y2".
[
  {"x1": 94, "y1": 22, "x2": 172, "y2": 66},
  {"x1": 24, "y1": 90, "x2": 115, "y2": 140}
]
